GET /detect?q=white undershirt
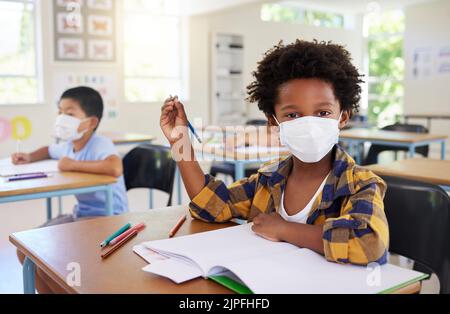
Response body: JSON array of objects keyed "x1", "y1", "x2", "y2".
[{"x1": 280, "y1": 173, "x2": 330, "y2": 224}]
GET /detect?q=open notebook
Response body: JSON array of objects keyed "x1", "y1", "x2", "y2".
[
  {"x1": 134, "y1": 224, "x2": 427, "y2": 294},
  {"x1": 0, "y1": 159, "x2": 59, "y2": 177}
]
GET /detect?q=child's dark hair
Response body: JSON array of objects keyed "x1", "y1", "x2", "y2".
[
  {"x1": 247, "y1": 39, "x2": 364, "y2": 117},
  {"x1": 61, "y1": 86, "x2": 104, "y2": 129}
]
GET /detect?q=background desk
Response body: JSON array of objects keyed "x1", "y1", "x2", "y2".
[
  {"x1": 101, "y1": 132, "x2": 155, "y2": 146},
  {"x1": 340, "y1": 129, "x2": 448, "y2": 164},
  {"x1": 367, "y1": 158, "x2": 450, "y2": 192},
  {"x1": 403, "y1": 113, "x2": 450, "y2": 130},
  {"x1": 10, "y1": 206, "x2": 422, "y2": 294},
  {"x1": 194, "y1": 144, "x2": 290, "y2": 180},
  {"x1": 0, "y1": 172, "x2": 117, "y2": 221}
]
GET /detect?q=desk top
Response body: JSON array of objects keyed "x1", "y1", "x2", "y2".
[
  {"x1": 10, "y1": 206, "x2": 422, "y2": 294},
  {"x1": 367, "y1": 158, "x2": 450, "y2": 186},
  {"x1": 10, "y1": 207, "x2": 234, "y2": 294},
  {"x1": 194, "y1": 144, "x2": 290, "y2": 162},
  {"x1": 340, "y1": 129, "x2": 448, "y2": 143},
  {"x1": 100, "y1": 132, "x2": 155, "y2": 145},
  {"x1": 0, "y1": 172, "x2": 117, "y2": 198}
]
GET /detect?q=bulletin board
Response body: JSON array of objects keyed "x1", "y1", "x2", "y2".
[
  {"x1": 53, "y1": 0, "x2": 116, "y2": 62},
  {"x1": 53, "y1": 72, "x2": 119, "y2": 120}
]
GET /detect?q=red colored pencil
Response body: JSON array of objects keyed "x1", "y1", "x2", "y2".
[
  {"x1": 101, "y1": 229, "x2": 138, "y2": 259},
  {"x1": 109, "y1": 223, "x2": 146, "y2": 246}
]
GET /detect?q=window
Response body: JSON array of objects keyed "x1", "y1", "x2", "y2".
[
  {"x1": 0, "y1": 0, "x2": 40, "y2": 105},
  {"x1": 124, "y1": 0, "x2": 186, "y2": 103},
  {"x1": 261, "y1": 2, "x2": 346, "y2": 29},
  {"x1": 364, "y1": 10, "x2": 405, "y2": 126}
]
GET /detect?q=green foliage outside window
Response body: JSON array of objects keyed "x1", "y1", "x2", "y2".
[{"x1": 366, "y1": 10, "x2": 405, "y2": 126}]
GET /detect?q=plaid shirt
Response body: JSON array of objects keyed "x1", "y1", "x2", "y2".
[{"x1": 189, "y1": 145, "x2": 389, "y2": 266}]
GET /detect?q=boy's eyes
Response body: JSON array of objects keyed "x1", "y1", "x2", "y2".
[
  {"x1": 318, "y1": 111, "x2": 332, "y2": 117},
  {"x1": 286, "y1": 113, "x2": 300, "y2": 119},
  {"x1": 285, "y1": 111, "x2": 332, "y2": 119}
]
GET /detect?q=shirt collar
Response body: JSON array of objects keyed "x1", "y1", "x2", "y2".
[{"x1": 258, "y1": 145, "x2": 357, "y2": 201}]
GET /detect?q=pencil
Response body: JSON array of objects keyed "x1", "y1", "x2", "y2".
[
  {"x1": 109, "y1": 223, "x2": 146, "y2": 246},
  {"x1": 168, "y1": 95, "x2": 202, "y2": 144},
  {"x1": 169, "y1": 215, "x2": 187, "y2": 238},
  {"x1": 100, "y1": 223, "x2": 131, "y2": 248},
  {"x1": 101, "y1": 229, "x2": 138, "y2": 260}
]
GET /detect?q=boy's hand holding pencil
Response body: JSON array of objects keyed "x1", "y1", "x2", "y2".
[
  {"x1": 160, "y1": 95, "x2": 189, "y2": 145},
  {"x1": 11, "y1": 153, "x2": 32, "y2": 165},
  {"x1": 160, "y1": 95, "x2": 202, "y2": 146}
]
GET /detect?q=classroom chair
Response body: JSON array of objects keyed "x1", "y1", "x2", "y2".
[
  {"x1": 381, "y1": 175, "x2": 450, "y2": 294},
  {"x1": 123, "y1": 144, "x2": 176, "y2": 208},
  {"x1": 363, "y1": 123, "x2": 429, "y2": 165},
  {"x1": 209, "y1": 119, "x2": 268, "y2": 181}
]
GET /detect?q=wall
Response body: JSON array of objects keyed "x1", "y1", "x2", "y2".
[
  {"x1": 189, "y1": 2, "x2": 365, "y2": 121},
  {"x1": 0, "y1": 0, "x2": 364, "y2": 158},
  {"x1": 404, "y1": 0, "x2": 450, "y2": 157}
]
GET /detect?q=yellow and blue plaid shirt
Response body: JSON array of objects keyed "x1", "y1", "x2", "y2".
[{"x1": 189, "y1": 145, "x2": 389, "y2": 266}]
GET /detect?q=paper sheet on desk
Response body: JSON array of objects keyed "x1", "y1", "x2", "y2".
[{"x1": 0, "y1": 159, "x2": 59, "y2": 177}]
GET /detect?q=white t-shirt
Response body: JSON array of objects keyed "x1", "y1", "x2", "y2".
[{"x1": 280, "y1": 173, "x2": 330, "y2": 224}]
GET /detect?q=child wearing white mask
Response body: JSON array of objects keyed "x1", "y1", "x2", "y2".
[
  {"x1": 11, "y1": 86, "x2": 128, "y2": 219},
  {"x1": 160, "y1": 40, "x2": 388, "y2": 266},
  {"x1": 11, "y1": 86, "x2": 129, "y2": 293}
]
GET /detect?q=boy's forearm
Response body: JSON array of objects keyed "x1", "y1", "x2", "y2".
[
  {"x1": 279, "y1": 223, "x2": 325, "y2": 255},
  {"x1": 30, "y1": 147, "x2": 51, "y2": 162},
  {"x1": 171, "y1": 137, "x2": 206, "y2": 200},
  {"x1": 68, "y1": 158, "x2": 122, "y2": 177}
]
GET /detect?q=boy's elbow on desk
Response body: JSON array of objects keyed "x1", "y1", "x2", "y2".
[{"x1": 323, "y1": 228, "x2": 388, "y2": 266}]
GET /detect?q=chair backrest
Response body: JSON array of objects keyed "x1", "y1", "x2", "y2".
[
  {"x1": 246, "y1": 119, "x2": 267, "y2": 126},
  {"x1": 381, "y1": 175, "x2": 450, "y2": 293},
  {"x1": 123, "y1": 144, "x2": 176, "y2": 206},
  {"x1": 382, "y1": 123, "x2": 429, "y2": 134},
  {"x1": 363, "y1": 123, "x2": 430, "y2": 164}
]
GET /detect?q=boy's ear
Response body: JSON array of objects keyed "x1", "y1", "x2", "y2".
[
  {"x1": 88, "y1": 117, "x2": 100, "y2": 130},
  {"x1": 339, "y1": 110, "x2": 351, "y2": 130},
  {"x1": 267, "y1": 115, "x2": 277, "y2": 127}
]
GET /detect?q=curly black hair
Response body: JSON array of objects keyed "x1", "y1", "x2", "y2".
[{"x1": 247, "y1": 39, "x2": 364, "y2": 117}]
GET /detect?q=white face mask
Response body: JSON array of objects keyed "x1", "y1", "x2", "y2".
[
  {"x1": 54, "y1": 114, "x2": 89, "y2": 142},
  {"x1": 274, "y1": 113, "x2": 343, "y2": 163}
]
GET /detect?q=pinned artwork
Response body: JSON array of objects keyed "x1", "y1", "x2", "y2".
[
  {"x1": 88, "y1": 40, "x2": 113, "y2": 60},
  {"x1": 53, "y1": 0, "x2": 116, "y2": 62},
  {"x1": 88, "y1": 15, "x2": 113, "y2": 36},
  {"x1": 87, "y1": 0, "x2": 112, "y2": 11},
  {"x1": 58, "y1": 38, "x2": 85, "y2": 60},
  {"x1": 57, "y1": 12, "x2": 83, "y2": 34},
  {"x1": 436, "y1": 46, "x2": 450, "y2": 75}
]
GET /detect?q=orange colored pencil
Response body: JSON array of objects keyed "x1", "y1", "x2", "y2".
[{"x1": 169, "y1": 215, "x2": 187, "y2": 238}]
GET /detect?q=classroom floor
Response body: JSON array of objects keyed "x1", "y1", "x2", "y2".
[{"x1": 0, "y1": 153, "x2": 443, "y2": 294}]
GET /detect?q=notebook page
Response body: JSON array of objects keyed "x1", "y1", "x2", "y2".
[
  {"x1": 142, "y1": 258, "x2": 203, "y2": 284},
  {"x1": 214, "y1": 249, "x2": 426, "y2": 294},
  {"x1": 0, "y1": 159, "x2": 59, "y2": 177},
  {"x1": 141, "y1": 224, "x2": 298, "y2": 276}
]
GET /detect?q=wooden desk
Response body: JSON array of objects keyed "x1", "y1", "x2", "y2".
[
  {"x1": 0, "y1": 172, "x2": 117, "y2": 220},
  {"x1": 9, "y1": 206, "x2": 423, "y2": 294},
  {"x1": 101, "y1": 131, "x2": 155, "y2": 146},
  {"x1": 367, "y1": 158, "x2": 450, "y2": 191},
  {"x1": 340, "y1": 129, "x2": 448, "y2": 163}
]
